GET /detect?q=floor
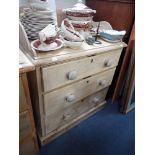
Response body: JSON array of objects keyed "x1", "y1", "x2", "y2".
[{"x1": 40, "y1": 99, "x2": 135, "y2": 155}]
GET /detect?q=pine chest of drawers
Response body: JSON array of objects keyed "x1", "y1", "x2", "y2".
[{"x1": 25, "y1": 40, "x2": 127, "y2": 145}]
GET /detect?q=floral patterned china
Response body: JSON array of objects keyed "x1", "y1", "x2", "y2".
[{"x1": 31, "y1": 39, "x2": 63, "y2": 52}]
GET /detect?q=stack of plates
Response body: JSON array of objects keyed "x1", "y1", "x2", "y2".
[{"x1": 20, "y1": 8, "x2": 56, "y2": 40}]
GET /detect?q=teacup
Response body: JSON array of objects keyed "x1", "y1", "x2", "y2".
[
  {"x1": 40, "y1": 34, "x2": 58, "y2": 45},
  {"x1": 39, "y1": 24, "x2": 57, "y2": 45}
]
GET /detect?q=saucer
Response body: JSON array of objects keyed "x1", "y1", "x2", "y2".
[{"x1": 31, "y1": 39, "x2": 63, "y2": 52}]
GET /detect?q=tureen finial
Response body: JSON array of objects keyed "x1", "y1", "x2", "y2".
[{"x1": 78, "y1": 0, "x2": 83, "y2": 3}]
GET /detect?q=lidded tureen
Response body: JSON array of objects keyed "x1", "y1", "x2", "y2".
[
  {"x1": 63, "y1": 0, "x2": 96, "y2": 31},
  {"x1": 63, "y1": 0, "x2": 96, "y2": 21}
]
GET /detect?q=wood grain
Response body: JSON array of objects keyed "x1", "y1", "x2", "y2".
[
  {"x1": 86, "y1": 0, "x2": 134, "y2": 98},
  {"x1": 27, "y1": 68, "x2": 46, "y2": 137},
  {"x1": 23, "y1": 39, "x2": 126, "y2": 66},
  {"x1": 19, "y1": 76, "x2": 28, "y2": 112},
  {"x1": 122, "y1": 65, "x2": 135, "y2": 113},
  {"x1": 26, "y1": 39, "x2": 126, "y2": 144},
  {"x1": 19, "y1": 73, "x2": 39, "y2": 154},
  {"x1": 86, "y1": 0, "x2": 135, "y2": 43},
  {"x1": 42, "y1": 50, "x2": 121, "y2": 92},
  {"x1": 44, "y1": 68, "x2": 115, "y2": 116},
  {"x1": 19, "y1": 111, "x2": 33, "y2": 142},
  {"x1": 112, "y1": 22, "x2": 135, "y2": 101},
  {"x1": 19, "y1": 49, "x2": 35, "y2": 74},
  {"x1": 44, "y1": 88, "x2": 108, "y2": 134},
  {"x1": 19, "y1": 136, "x2": 38, "y2": 155},
  {"x1": 40, "y1": 100, "x2": 107, "y2": 145}
]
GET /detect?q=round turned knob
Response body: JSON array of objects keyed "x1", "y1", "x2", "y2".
[
  {"x1": 67, "y1": 70, "x2": 77, "y2": 80},
  {"x1": 92, "y1": 97, "x2": 100, "y2": 104},
  {"x1": 99, "y1": 80, "x2": 106, "y2": 86},
  {"x1": 66, "y1": 94, "x2": 75, "y2": 102},
  {"x1": 104, "y1": 59, "x2": 113, "y2": 67}
]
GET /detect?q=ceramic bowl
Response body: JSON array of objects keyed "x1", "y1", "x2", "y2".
[
  {"x1": 63, "y1": 38, "x2": 83, "y2": 49},
  {"x1": 61, "y1": 19, "x2": 84, "y2": 42},
  {"x1": 66, "y1": 11, "x2": 94, "y2": 17},
  {"x1": 63, "y1": 0, "x2": 96, "y2": 21},
  {"x1": 66, "y1": 12, "x2": 94, "y2": 21},
  {"x1": 70, "y1": 20, "x2": 91, "y2": 29},
  {"x1": 67, "y1": 16, "x2": 93, "y2": 21}
]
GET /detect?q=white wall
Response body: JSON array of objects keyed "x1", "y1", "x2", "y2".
[{"x1": 56, "y1": 0, "x2": 86, "y2": 9}]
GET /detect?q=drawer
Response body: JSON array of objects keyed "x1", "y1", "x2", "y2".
[
  {"x1": 45, "y1": 88, "x2": 109, "y2": 134},
  {"x1": 42, "y1": 49, "x2": 122, "y2": 92},
  {"x1": 19, "y1": 136, "x2": 38, "y2": 155},
  {"x1": 19, "y1": 111, "x2": 33, "y2": 142},
  {"x1": 19, "y1": 76, "x2": 28, "y2": 112},
  {"x1": 44, "y1": 68, "x2": 115, "y2": 116}
]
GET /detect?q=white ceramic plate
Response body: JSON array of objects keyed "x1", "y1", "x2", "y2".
[
  {"x1": 21, "y1": 17, "x2": 54, "y2": 23},
  {"x1": 20, "y1": 17, "x2": 54, "y2": 25},
  {"x1": 23, "y1": 24, "x2": 46, "y2": 30},
  {"x1": 23, "y1": 9, "x2": 53, "y2": 16},
  {"x1": 21, "y1": 19, "x2": 54, "y2": 26},
  {"x1": 23, "y1": 16, "x2": 53, "y2": 22},
  {"x1": 31, "y1": 39, "x2": 63, "y2": 52},
  {"x1": 23, "y1": 9, "x2": 53, "y2": 15},
  {"x1": 22, "y1": 21, "x2": 53, "y2": 27}
]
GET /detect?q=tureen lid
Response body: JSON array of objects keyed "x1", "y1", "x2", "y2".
[{"x1": 63, "y1": 0, "x2": 96, "y2": 13}]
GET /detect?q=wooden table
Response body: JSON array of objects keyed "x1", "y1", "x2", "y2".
[{"x1": 19, "y1": 49, "x2": 39, "y2": 155}]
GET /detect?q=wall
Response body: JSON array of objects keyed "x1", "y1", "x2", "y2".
[{"x1": 56, "y1": 0, "x2": 85, "y2": 8}]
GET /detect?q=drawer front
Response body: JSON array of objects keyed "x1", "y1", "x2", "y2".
[
  {"x1": 44, "y1": 68, "x2": 115, "y2": 116},
  {"x1": 19, "y1": 111, "x2": 33, "y2": 142},
  {"x1": 19, "y1": 77, "x2": 28, "y2": 112},
  {"x1": 45, "y1": 88, "x2": 109, "y2": 134},
  {"x1": 19, "y1": 136, "x2": 38, "y2": 155},
  {"x1": 42, "y1": 49, "x2": 122, "y2": 92}
]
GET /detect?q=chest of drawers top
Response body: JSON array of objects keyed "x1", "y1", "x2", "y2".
[{"x1": 25, "y1": 40, "x2": 127, "y2": 67}]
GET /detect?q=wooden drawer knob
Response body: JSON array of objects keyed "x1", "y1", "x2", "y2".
[
  {"x1": 104, "y1": 59, "x2": 113, "y2": 67},
  {"x1": 99, "y1": 80, "x2": 106, "y2": 86},
  {"x1": 67, "y1": 70, "x2": 77, "y2": 80},
  {"x1": 92, "y1": 97, "x2": 100, "y2": 104},
  {"x1": 66, "y1": 94, "x2": 75, "y2": 102}
]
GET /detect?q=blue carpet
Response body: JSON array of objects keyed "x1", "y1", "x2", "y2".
[{"x1": 40, "y1": 99, "x2": 135, "y2": 155}]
